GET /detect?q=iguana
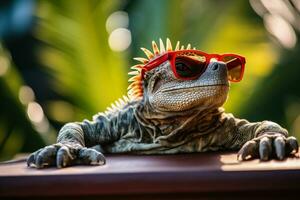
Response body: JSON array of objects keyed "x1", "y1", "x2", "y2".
[{"x1": 27, "y1": 38, "x2": 299, "y2": 168}]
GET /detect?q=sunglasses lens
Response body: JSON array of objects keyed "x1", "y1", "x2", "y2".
[
  {"x1": 175, "y1": 53, "x2": 206, "y2": 79},
  {"x1": 221, "y1": 56, "x2": 243, "y2": 82}
]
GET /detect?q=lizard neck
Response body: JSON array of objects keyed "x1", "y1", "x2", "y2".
[{"x1": 134, "y1": 99, "x2": 224, "y2": 144}]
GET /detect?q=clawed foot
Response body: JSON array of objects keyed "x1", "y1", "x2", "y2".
[
  {"x1": 27, "y1": 143, "x2": 106, "y2": 169},
  {"x1": 237, "y1": 133, "x2": 298, "y2": 161}
]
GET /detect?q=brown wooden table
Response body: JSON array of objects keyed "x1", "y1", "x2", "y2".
[{"x1": 1, "y1": 151, "x2": 300, "y2": 199}]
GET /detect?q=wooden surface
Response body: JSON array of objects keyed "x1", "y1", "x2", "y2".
[{"x1": 1, "y1": 151, "x2": 300, "y2": 199}]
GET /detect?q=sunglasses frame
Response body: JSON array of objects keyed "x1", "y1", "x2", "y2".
[{"x1": 142, "y1": 50, "x2": 246, "y2": 82}]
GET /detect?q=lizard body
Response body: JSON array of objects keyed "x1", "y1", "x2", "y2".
[{"x1": 28, "y1": 39, "x2": 298, "y2": 168}]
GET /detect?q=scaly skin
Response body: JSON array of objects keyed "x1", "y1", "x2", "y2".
[{"x1": 27, "y1": 40, "x2": 298, "y2": 168}]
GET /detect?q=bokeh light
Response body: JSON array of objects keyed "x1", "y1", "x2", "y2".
[
  {"x1": 264, "y1": 14, "x2": 297, "y2": 49},
  {"x1": 18, "y1": 85, "x2": 35, "y2": 105},
  {"x1": 27, "y1": 102, "x2": 44, "y2": 123},
  {"x1": 106, "y1": 11, "x2": 129, "y2": 33},
  {"x1": 250, "y1": 0, "x2": 299, "y2": 49},
  {"x1": 0, "y1": 56, "x2": 9, "y2": 76},
  {"x1": 108, "y1": 28, "x2": 132, "y2": 52},
  {"x1": 106, "y1": 10, "x2": 131, "y2": 52}
]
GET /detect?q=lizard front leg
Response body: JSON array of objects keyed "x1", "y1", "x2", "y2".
[
  {"x1": 237, "y1": 121, "x2": 298, "y2": 161},
  {"x1": 238, "y1": 132, "x2": 298, "y2": 161},
  {"x1": 27, "y1": 122, "x2": 106, "y2": 168},
  {"x1": 27, "y1": 106, "x2": 136, "y2": 169},
  {"x1": 235, "y1": 120, "x2": 298, "y2": 161},
  {"x1": 219, "y1": 113, "x2": 298, "y2": 161}
]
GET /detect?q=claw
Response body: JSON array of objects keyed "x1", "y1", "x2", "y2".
[
  {"x1": 78, "y1": 148, "x2": 106, "y2": 166},
  {"x1": 90, "y1": 152, "x2": 105, "y2": 165},
  {"x1": 27, "y1": 148, "x2": 43, "y2": 168},
  {"x1": 286, "y1": 136, "x2": 299, "y2": 155},
  {"x1": 259, "y1": 137, "x2": 272, "y2": 161},
  {"x1": 96, "y1": 153, "x2": 106, "y2": 165},
  {"x1": 27, "y1": 153, "x2": 35, "y2": 167},
  {"x1": 238, "y1": 140, "x2": 257, "y2": 161},
  {"x1": 56, "y1": 146, "x2": 72, "y2": 168},
  {"x1": 35, "y1": 153, "x2": 48, "y2": 169},
  {"x1": 36, "y1": 155, "x2": 46, "y2": 169},
  {"x1": 274, "y1": 136, "x2": 285, "y2": 160},
  {"x1": 37, "y1": 146, "x2": 55, "y2": 168}
]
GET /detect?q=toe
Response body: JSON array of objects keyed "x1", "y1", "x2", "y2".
[
  {"x1": 94, "y1": 151, "x2": 106, "y2": 165},
  {"x1": 27, "y1": 153, "x2": 35, "y2": 167},
  {"x1": 259, "y1": 137, "x2": 272, "y2": 161},
  {"x1": 78, "y1": 148, "x2": 106, "y2": 165},
  {"x1": 286, "y1": 136, "x2": 299, "y2": 155},
  {"x1": 238, "y1": 140, "x2": 258, "y2": 161},
  {"x1": 274, "y1": 136, "x2": 285, "y2": 160},
  {"x1": 56, "y1": 146, "x2": 73, "y2": 168},
  {"x1": 27, "y1": 148, "x2": 43, "y2": 167},
  {"x1": 35, "y1": 146, "x2": 57, "y2": 168}
]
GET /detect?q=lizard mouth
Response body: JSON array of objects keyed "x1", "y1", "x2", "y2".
[{"x1": 159, "y1": 84, "x2": 229, "y2": 93}]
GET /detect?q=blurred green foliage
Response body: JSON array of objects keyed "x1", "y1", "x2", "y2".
[
  {"x1": 0, "y1": 45, "x2": 45, "y2": 161},
  {"x1": 1, "y1": 0, "x2": 300, "y2": 160},
  {"x1": 36, "y1": 0, "x2": 128, "y2": 120}
]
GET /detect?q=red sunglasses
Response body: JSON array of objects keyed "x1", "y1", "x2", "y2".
[{"x1": 141, "y1": 50, "x2": 246, "y2": 82}]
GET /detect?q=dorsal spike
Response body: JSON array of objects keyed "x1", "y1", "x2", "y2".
[
  {"x1": 129, "y1": 88, "x2": 140, "y2": 95},
  {"x1": 123, "y1": 95, "x2": 129, "y2": 102},
  {"x1": 128, "y1": 71, "x2": 139, "y2": 75},
  {"x1": 133, "y1": 57, "x2": 149, "y2": 64},
  {"x1": 128, "y1": 75, "x2": 141, "y2": 82},
  {"x1": 159, "y1": 38, "x2": 166, "y2": 53},
  {"x1": 128, "y1": 95, "x2": 134, "y2": 101},
  {"x1": 180, "y1": 45, "x2": 185, "y2": 50},
  {"x1": 166, "y1": 38, "x2": 172, "y2": 51},
  {"x1": 175, "y1": 41, "x2": 180, "y2": 51},
  {"x1": 128, "y1": 89, "x2": 143, "y2": 99},
  {"x1": 130, "y1": 89, "x2": 143, "y2": 96},
  {"x1": 115, "y1": 100, "x2": 121, "y2": 108},
  {"x1": 118, "y1": 98, "x2": 125, "y2": 105},
  {"x1": 140, "y1": 47, "x2": 154, "y2": 59},
  {"x1": 186, "y1": 44, "x2": 191, "y2": 50},
  {"x1": 110, "y1": 103, "x2": 117, "y2": 109},
  {"x1": 127, "y1": 82, "x2": 141, "y2": 90},
  {"x1": 131, "y1": 64, "x2": 143, "y2": 70},
  {"x1": 152, "y1": 41, "x2": 160, "y2": 55}
]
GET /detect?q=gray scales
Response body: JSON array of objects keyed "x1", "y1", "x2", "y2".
[{"x1": 27, "y1": 39, "x2": 299, "y2": 168}]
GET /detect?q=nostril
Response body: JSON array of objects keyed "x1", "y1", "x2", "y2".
[{"x1": 211, "y1": 63, "x2": 219, "y2": 71}]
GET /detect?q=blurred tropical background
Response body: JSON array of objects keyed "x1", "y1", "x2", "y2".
[{"x1": 1, "y1": 0, "x2": 300, "y2": 161}]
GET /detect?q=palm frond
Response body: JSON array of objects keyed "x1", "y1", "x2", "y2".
[{"x1": 36, "y1": 0, "x2": 128, "y2": 119}]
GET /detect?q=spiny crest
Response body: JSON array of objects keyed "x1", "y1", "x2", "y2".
[
  {"x1": 127, "y1": 38, "x2": 197, "y2": 100},
  {"x1": 159, "y1": 38, "x2": 166, "y2": 53},
  {"x1": 104, "y1": 95, "x2": 130, "y2": 115}
]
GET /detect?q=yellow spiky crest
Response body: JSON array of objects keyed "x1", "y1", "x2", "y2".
[
  {"x1": 103, "y1": 95, "x2": 131, "y2": 115},
  {"x1": 127, "y1": 38, "x2": 197, "y2": 101},
  {"x1": 186, "y1": 44, "x2": 191, "y2": 50},
  {"x1": 133, "y1": 57, "x2": 149, "y2": 64},
  {"x1": 159, "y1": 38, "x2": 166, "y2": 53},
  {"x1": 166, "y1": 38, "x2": 173, "y2": 51},
  {"x1": 140, "y1": 47, "x2": 154, "y2": 59},
  {"x1": 175, "y1": 41, "x2": 180, "y2": 51},
  {"x1": 152, "y1": 41, "x2": 160, "y2": 55}
]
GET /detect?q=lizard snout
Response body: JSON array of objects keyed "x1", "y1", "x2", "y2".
[
  {"x1": 207, "y1": 61, "x2": 226, "y2": 72},
  {"x1": 197, "y1": 61, "x2": 228, "y2": 85}
]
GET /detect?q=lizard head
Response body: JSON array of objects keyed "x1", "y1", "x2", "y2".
[{"x1": 128, "y1": 38, "x2": 245, "y2": 113}]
